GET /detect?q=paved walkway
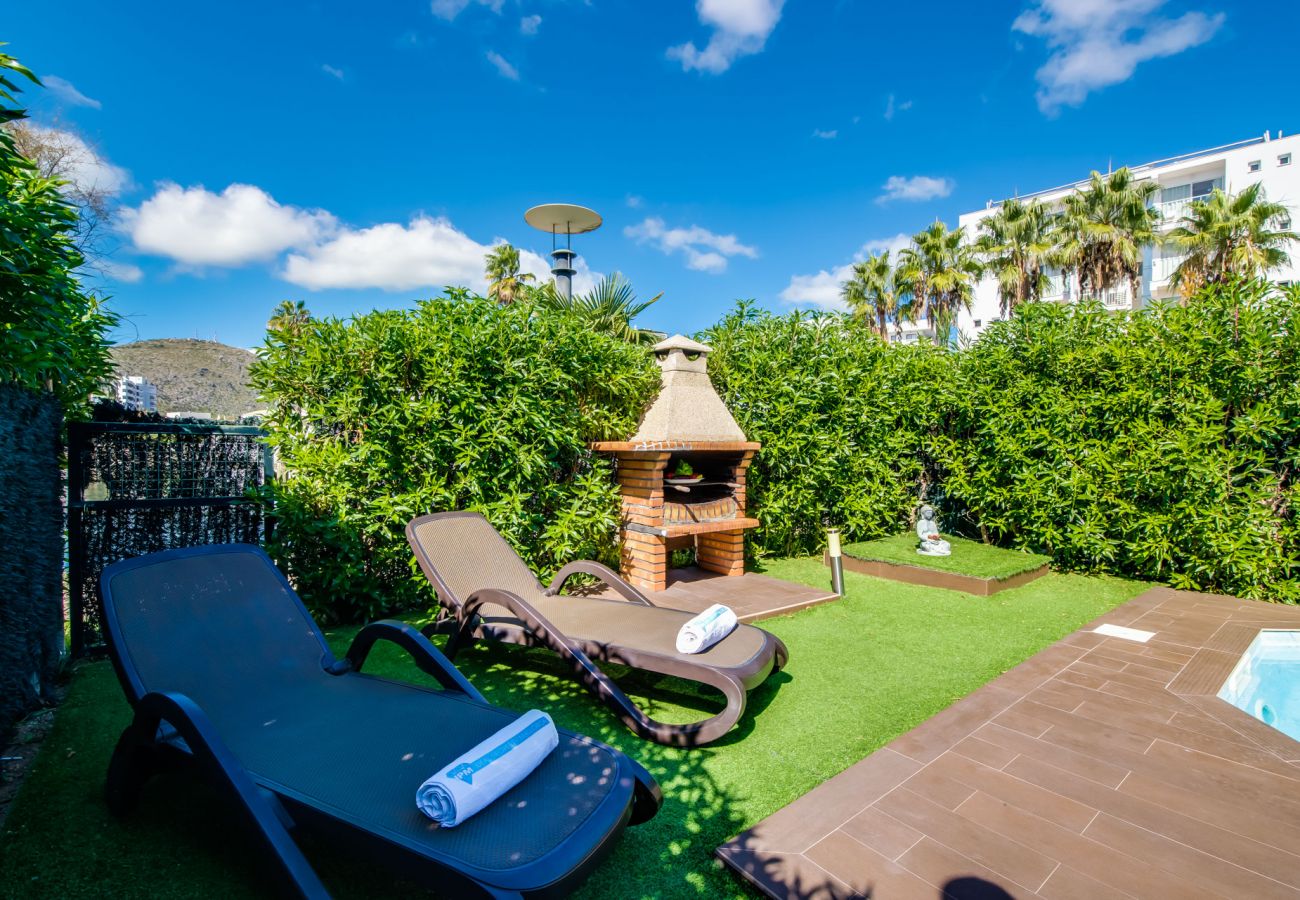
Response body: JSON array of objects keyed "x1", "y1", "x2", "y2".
[{"x1": 717, "y1": 587, "x2": 1300, "y2": 899}]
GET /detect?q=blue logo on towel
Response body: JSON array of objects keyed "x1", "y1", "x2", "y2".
[{"x1": 448, "y1": 716, "x2": 550, "y2": 785}]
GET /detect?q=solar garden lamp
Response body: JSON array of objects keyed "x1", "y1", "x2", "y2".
[{"x1": 827, "y1": 528, "x2": 844, "y2": 595}]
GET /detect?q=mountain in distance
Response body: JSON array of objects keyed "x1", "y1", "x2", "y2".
[{"x1": 110, "y1": 339, "x2": 260, "y2": 420}]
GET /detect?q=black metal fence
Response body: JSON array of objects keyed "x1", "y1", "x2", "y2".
[{"x1": 67, "y1": 421, "x2": 273, "y2": 656}]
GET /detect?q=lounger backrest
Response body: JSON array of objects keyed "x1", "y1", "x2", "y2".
[
  {"x1": 407, "y1": 512, "x2": 543, "y2": 608},
  {"x1": 100, "y1": 544, "x2": 332, "y2": 706}
]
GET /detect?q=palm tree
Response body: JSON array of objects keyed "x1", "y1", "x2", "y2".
[
  {"x1": 975, "y1": 198, "x2": 1055, "y2": 315},
  {"x1": 1166, "y1": 183, "x2": 1298, "y2": 298},
  {"x1": 267, "y1": 299, "x2": 311, "y2": 336},
  {"x1": 896, "y1": 222, "x2": 982, "y2": 346},
  {"x1": 483, "y1": 243, "x2": 535, "y2": 305},
  {"x1": 841, "y1": 251, "x2": 900, "y2": 342},
  {"x1": 539, "y1": 272, "x2": 663, "y2": 343},
  {"x1": 1055, "y1": 168, "x2": 1158, "y2": 305}
]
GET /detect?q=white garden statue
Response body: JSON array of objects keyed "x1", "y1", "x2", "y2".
[{"x1": 915, "y1": 505, "x2": 952, "y2": 557}]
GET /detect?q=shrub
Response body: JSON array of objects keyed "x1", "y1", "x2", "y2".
[
  {"x1": 709, "y1": 279, "x2": 1298, "y2": 601},
  {"x1": 252, "y1": 292, "x2": 657, "y2": 622},
  {"x1": 942, "y1": 280, "x2": 1299, "y2": 601},
  {"x1": 705, "y1": 302, "x2": 949, "y2": 557},
  {"x1": 0, "y1": 54, "x2": 117, "y2": 417}
]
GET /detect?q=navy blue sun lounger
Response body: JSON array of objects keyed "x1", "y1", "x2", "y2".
[{"x1": 99, "y1": 544, "x2": 660, "y2": 898}]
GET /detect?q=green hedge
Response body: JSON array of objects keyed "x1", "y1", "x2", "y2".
[
  {"x1": 708, "y1": 279, "x2": 1298, "y2": 602},
  {"x1": 259, "y1": 279, "x2": 1298, "y2": 621},
  {"x1": 704, "y1": 302, "x2": 949, "y2": 556},
  {"x1": 252, "y1": 292, "x2": 657, "y2": 622},
  {"x1": 942, "y1": 279, "x2": 1299, "y2": 601}
]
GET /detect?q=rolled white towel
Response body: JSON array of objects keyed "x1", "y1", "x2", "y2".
[
  {"x1": 675, "y1": 603, "x2": 738, "y2": 654},
  {"x1": 415, "y1": 709, "x2": 559, "y2": 827}
]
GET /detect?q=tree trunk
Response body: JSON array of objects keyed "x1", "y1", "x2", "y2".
[{"x1": 878, "y1": 309, "x2": 890, "y2": 344}]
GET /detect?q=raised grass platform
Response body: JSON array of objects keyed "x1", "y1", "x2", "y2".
[{"x1": 832, "y1": 533, "x2": 1050, "y2": 596}]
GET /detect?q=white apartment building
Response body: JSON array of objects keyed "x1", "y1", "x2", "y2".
[
  {"x1": 116, "y1": 375, "x2": 159, "y2": 413},
  {"x1": 899, "y1": 130, "x2": 1300, "y2": 344}
]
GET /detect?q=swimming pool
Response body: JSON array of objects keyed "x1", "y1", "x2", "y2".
[{"x1": 1218, "y1": 630, "x2": 1300, "y2": 742}]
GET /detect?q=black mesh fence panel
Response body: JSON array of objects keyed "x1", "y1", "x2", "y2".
[{"x1": 68, "y1": 423, "x2": 271, "y2": 656}]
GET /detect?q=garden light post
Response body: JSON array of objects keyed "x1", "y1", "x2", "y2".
[
  {"x1": 524, "y1": 203, "x2": 603, "y2": 301},
  {"x1": 827, "y1": 528, "x2": 844, "y2": 595}
]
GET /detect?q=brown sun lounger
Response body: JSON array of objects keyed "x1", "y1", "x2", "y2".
[{"x1": 407, "y1": 511, "x2": 788, "y2": 747}]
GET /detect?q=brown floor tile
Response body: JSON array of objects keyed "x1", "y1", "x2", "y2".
[
  {"x1": 875, "y1": 788, "x2": 1058, "y2": 890},
  {"x1": 803, "y1": 831, "x2": 934, "y2": 899},
  {"x1": 894, "y1": 836, "x2": 1044, "y2": 899},
  {"x1": 840, "y1": 806, "x2": 924, "y2": 861},
  {"x1": 925, "y1": 751, "x2": 1097, "y2": 832},
  {"x1": 950, "y1": 790, "x2": 1218, "y2": 900},
  {"x1": 1037, "y1": 864, "x2": 1139, "y2": 900},
  {"x1": 950, "y1": 735, "x2": 1017, "y2": 770},
  {"x1": 1084, "y1": 812, "x2": 1298, "y2": 900}
]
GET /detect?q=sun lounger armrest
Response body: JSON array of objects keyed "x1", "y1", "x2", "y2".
[
  {"x1": 344, "y1": 620, "x2": 486, "y2": 702},
  {"x1": 544, "y1": 560, "x2": 654, "y2": 606},
  {"x1": 121, "y1": 691, "x2": 329, "y2": 899}
]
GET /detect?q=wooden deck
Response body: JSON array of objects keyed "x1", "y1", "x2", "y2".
[
  {"x1": 594, "y1": 565, "x2": 839, "y2": 622},
  {"x1": 717, "y1": 587, "x2": 1300, "y2": 899}
]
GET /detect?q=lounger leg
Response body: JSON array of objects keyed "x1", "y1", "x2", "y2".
[
  {"x1": 442, "y1": 614, "x2": 479, "y2": 662},
  {"x1": 111, "y1": 692, "x2": 331, "y2": 900},
  {"x1": 105, "y1": 719, "x2": 166, "y2": 816}
]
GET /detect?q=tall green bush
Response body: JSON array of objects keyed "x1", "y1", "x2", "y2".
[
  {"x1": 252, "y1": 292, "x2": 657, "y2": 622},
  {"x1": 0, "y1": 51, "x2": 117, "y2": 416},
  {"x1": 942, "y1": 279, "x2": 1299, "y2": 601},
  {"x1": 704, "y1": 302, "x2": 949, "y2": 557},
  {"x1": 709, "y1": 279, "x2": 1297, "y2": 601}
]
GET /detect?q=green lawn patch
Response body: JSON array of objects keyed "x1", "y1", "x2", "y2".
[
  {"x1": 0, "y1": 559, "x2": 1146, "y2": 899},
  {"x1": 842, "y1": 532, "x2": 1052, "y2": 580}
]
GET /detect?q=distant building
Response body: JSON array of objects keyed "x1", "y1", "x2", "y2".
[
  {"x1": 899, "y1": 130, "x2": 1300, "y2": 344},
  {"x1": 115, "y1": 375, "x2": 158, "y2": 413}
]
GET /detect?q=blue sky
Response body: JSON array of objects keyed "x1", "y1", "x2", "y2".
[{"x1": 7, "y1": 0, "x2": 1297, "y2": 347}]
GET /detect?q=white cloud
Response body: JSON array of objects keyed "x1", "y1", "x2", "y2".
[
  {"x1": 431, "y1": 0, "x2": 503, "y2": 20},
  {"x1": 124, "y1": 183, "x2": 336, "y2": 267},
  {"x1": 321, "y1": 64, "x2": 345, "y2": 81},
  {"x1": 877, "y1": 175, "x2": 954, "y2": 204},
  {"x1": 781, "y1": 267, "x2": 853, "y2": 309},
  {"x1": 625, "y1": 194, "x2": 644, "y2": 209},
  {"x1": 1014, "y1": 0, "x2": 1224, "y2": 114},
  {"x1": 667, "y1": 0, "x2": 785, "y2": 74},
  {"x1": 124, "y1": 178, "x2": 605, "y2": 295},
  {"x1": 520, "y1": 14, "x2": 542, "y2": 35},
  {"x1": 282, "y1": 218, "x2": 601, "y2": 294},
  {"x1": 883, "y1": 94, "x2": 912, "y2": 120},
  {"x1": 625, "y1": 216, "x2": 758, "y2": 274},
  {"x1": 812, "y1": 128, "x2": 837, "y2": 140},
  {"x1": 282, "y1": 217, "x2": 490, "y2": 291},
  {"x1": 42, "y1": 75, "x2": 101, "y2": 109},
  {"x1": 102, "y1": 260, "x2": 144, "y2": 283},
  {"x1": 486, "y1": 50, "x2": 519, "y2": 80},
  {"x1": 781, "y1": 233, "x2": 910, "y2": 310}
]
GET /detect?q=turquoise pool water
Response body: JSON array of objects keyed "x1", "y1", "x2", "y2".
[{"x1": 1218, "y1": 630, "x2": 1300, "y2": 742}]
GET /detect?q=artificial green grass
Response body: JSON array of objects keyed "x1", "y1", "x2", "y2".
[
  {"x1": 842, "y1": 532, "x2": 1053, "y2": 580},
  {"x1": 0, "y1": 559, "x2": 1147, "y2": 899}
]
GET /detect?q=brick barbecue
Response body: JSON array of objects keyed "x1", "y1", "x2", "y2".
[{"x1": 592, "y1": 335, "x2": 760, "y2": 592}]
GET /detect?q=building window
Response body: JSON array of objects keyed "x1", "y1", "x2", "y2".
[
  {"x1": 1280, "y1": 153, "x2": 1293, "y2": 166},
  {"x1": 1248, "y1": 160, "x2": 1262, "y2": 173},
  {"x1": 974, "y1": 319, "x2": 982, "y2": 328}
]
